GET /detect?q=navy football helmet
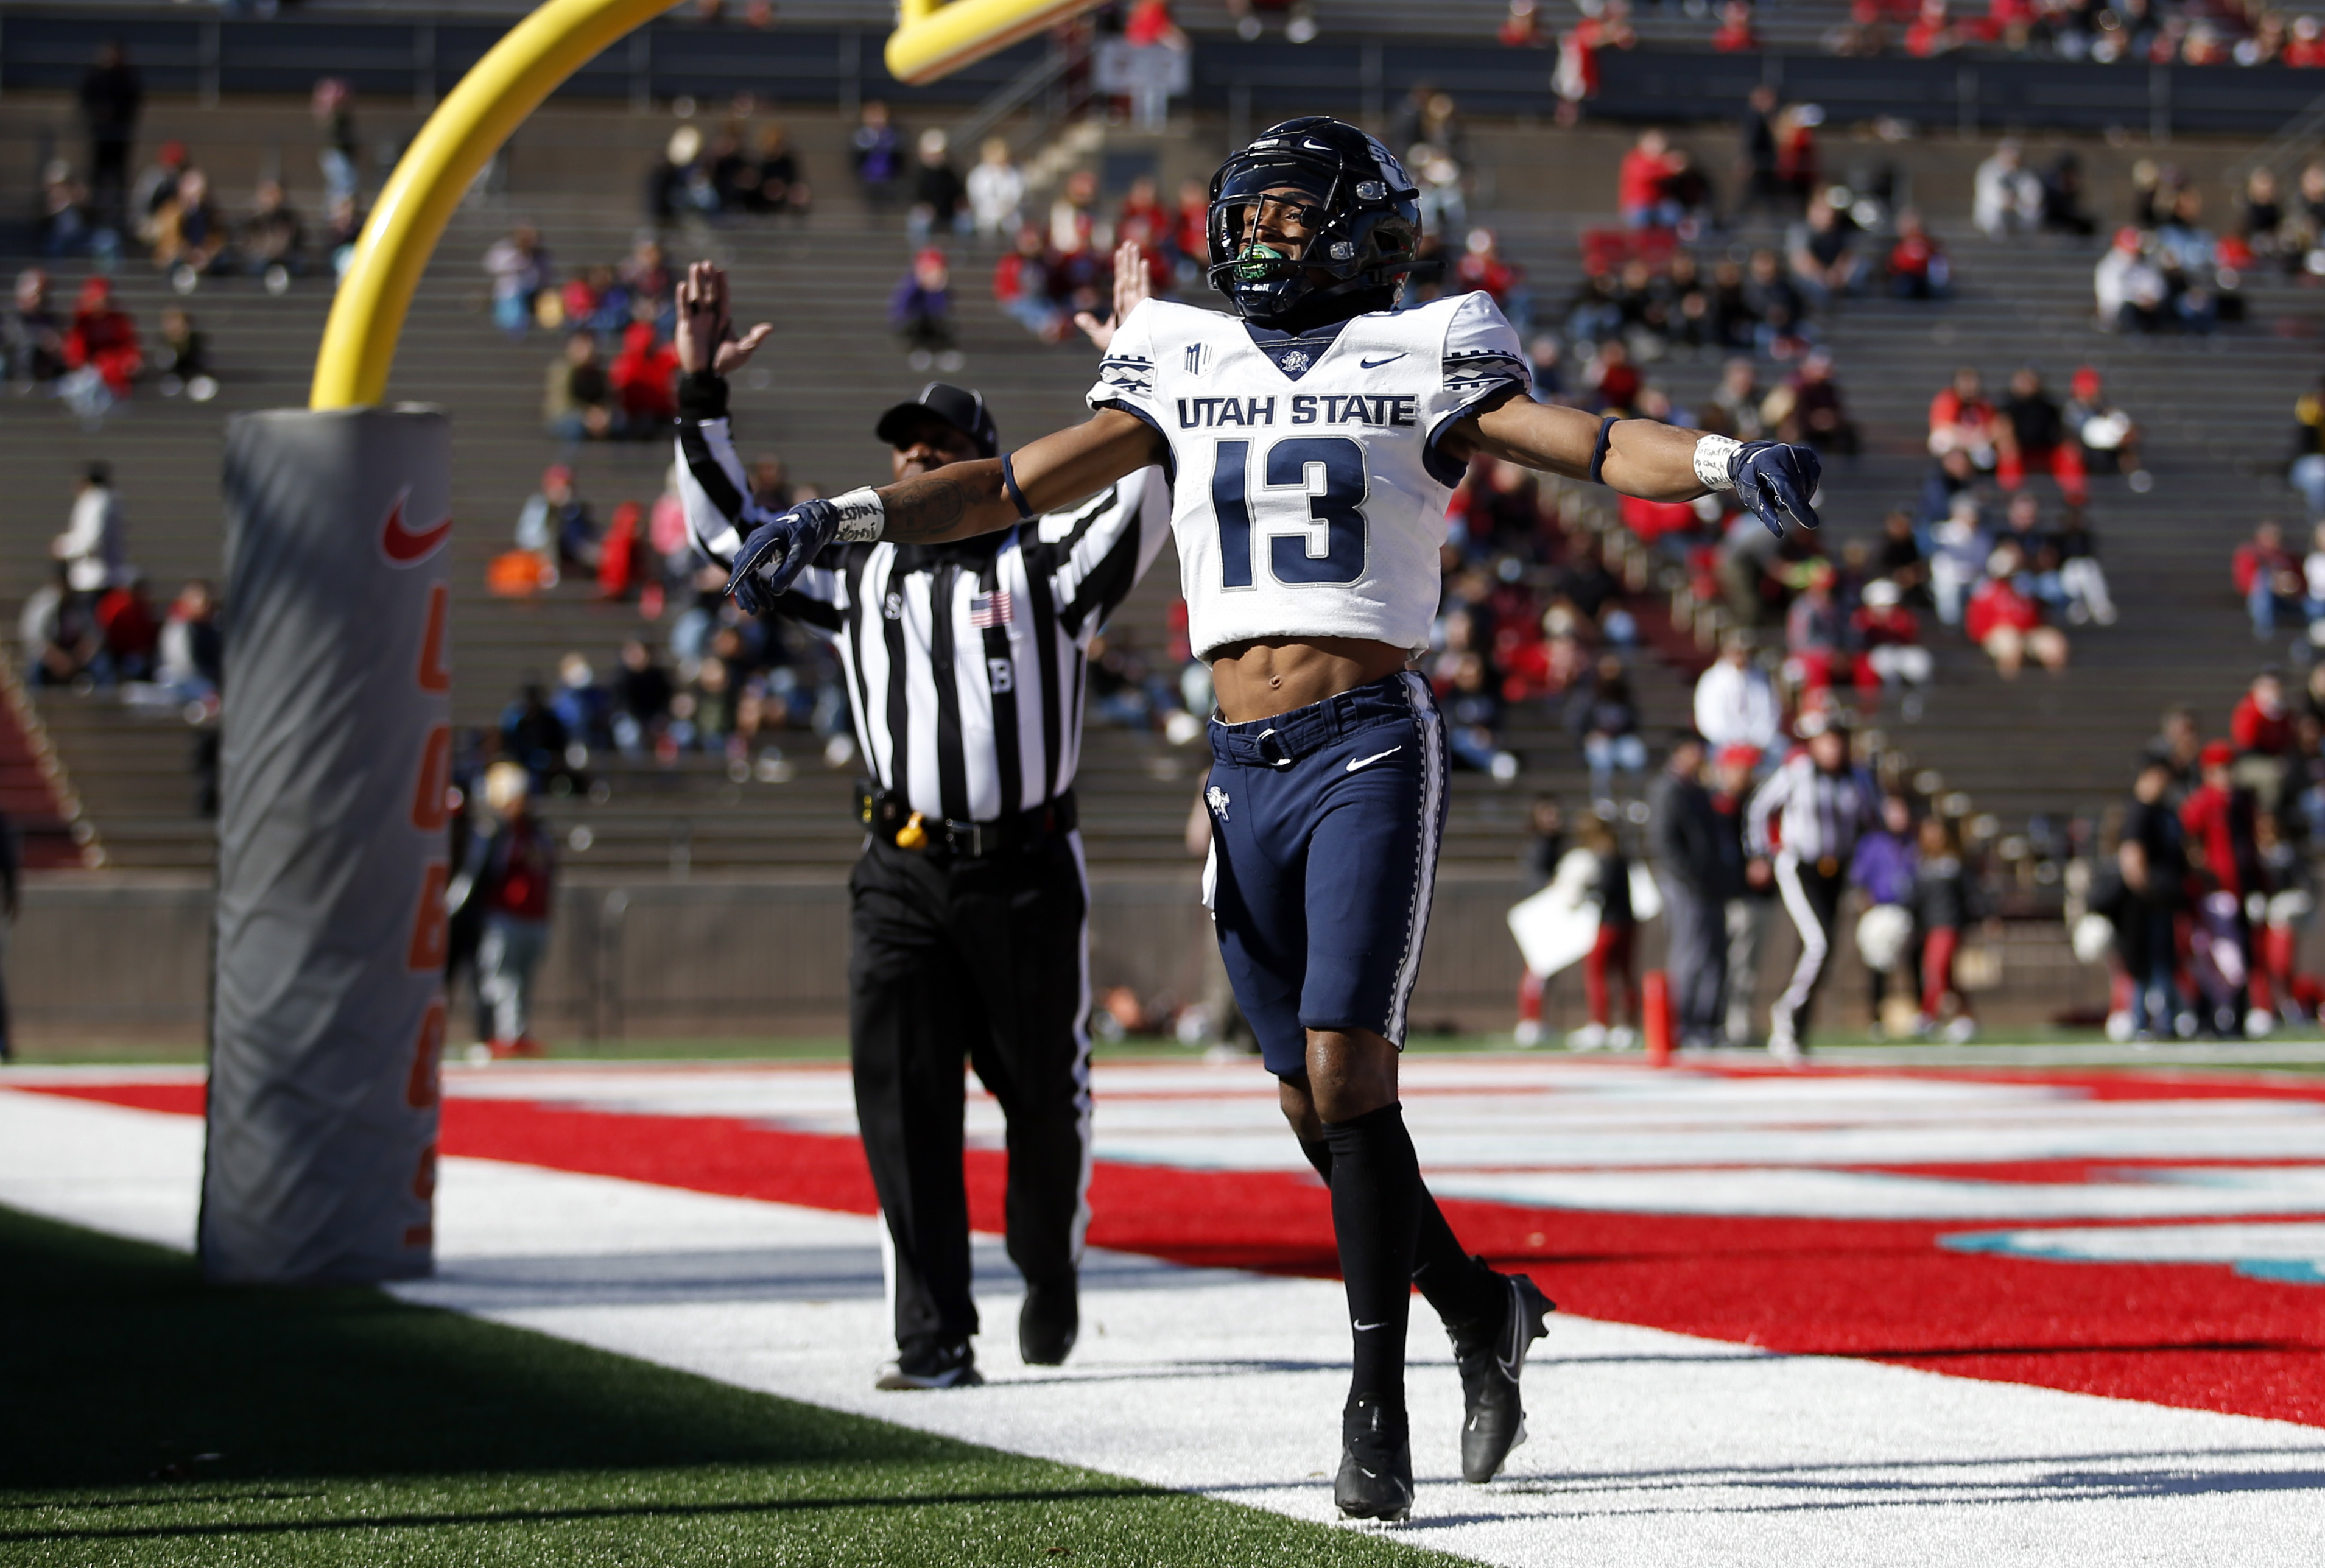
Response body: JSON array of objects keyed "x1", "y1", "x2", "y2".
[{"x1": 1205, "y1": 116, "x2": 1423, "y2": 329}]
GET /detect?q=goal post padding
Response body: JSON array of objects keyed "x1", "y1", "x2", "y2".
[{"x1": 204, "y1": 407, "x2": 452, "y2": 1285}]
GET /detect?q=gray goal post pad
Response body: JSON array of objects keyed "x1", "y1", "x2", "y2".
[{"x1": 204, "y1": 407, "x2": 454, "y2": 1285}]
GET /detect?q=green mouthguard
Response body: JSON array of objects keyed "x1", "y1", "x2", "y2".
[{"x1": 1235, "y1": 241, "x2": 1286, "y2": 281}]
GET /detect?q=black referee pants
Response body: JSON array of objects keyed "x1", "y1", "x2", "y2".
[
  {"x1": 1771, "y1": 853, "x2": 1847, "y2": 1046},
  {"x1": 849, "y1": 831, "x2": 1092, "y2": 1354}
]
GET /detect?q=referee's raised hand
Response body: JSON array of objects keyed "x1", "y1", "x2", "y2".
[
  {"x1": 1074, "y1": 239, "x2": 1153, "y2": 352},
  {"x1": 675, "y1": 260, "x2": 775, "y2": 378}
]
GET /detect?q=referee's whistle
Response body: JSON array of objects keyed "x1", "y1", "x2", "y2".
[{"x1": 896, "y1": 812, "x2": 928, "y2": 851}]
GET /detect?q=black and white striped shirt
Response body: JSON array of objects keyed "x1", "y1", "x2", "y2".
[
  {"x1": 675, "y1": 399, "x2": 1172, "y2": 822},
  {"x1": 1744, "y1": 753, "x2": 1880, "y2": 865}
]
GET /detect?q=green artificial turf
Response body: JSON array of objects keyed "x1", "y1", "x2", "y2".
[{"x1": 0, "y1": 1208, "x2": 1457, "y2": 1567}]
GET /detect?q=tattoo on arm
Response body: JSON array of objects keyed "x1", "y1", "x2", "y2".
[{"x1": 878, "y1": 473, "x2": 974, "y2": 541}]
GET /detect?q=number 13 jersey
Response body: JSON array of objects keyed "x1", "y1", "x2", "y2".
[{"x1": 1085, "y1": 290, "x2": 1530, "y2": 661}]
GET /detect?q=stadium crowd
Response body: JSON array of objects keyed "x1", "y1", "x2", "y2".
[
  {"x1": 20, "y1": 463, "x2": 223, "y2": 725},
  {"x1": 1493, "y1": 0, "x2": 2325, "y2": 68},
  {"x1": 21, "y1": 26, "x2": 2325, "y2": 1058}
]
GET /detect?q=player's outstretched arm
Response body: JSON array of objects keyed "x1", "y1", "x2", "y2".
[
  {"x1": 1449, "y1": 389, "x2": 1823, "y2": 538},
  {"x1": 884, "y1": 410, "x2": 1162, "y2": 541},
  {"x1": 725, "y1": 411, "x2": 1162, "y2": 613}
]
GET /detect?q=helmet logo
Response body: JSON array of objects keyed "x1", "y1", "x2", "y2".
[
  {"x1": 1330, "y1": 240, "x2": 1356, "y2": 261},
  {"x1": 1355, "y1": 181, "x2": 1386, "y2": 202}
]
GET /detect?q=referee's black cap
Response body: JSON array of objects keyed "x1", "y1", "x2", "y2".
[{"x1": 875, "y1": 382, "x2": 999, "y2": 459}]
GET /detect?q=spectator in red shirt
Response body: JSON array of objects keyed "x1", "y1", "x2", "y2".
[
  {"x1": 1454, "y1": 227, "x2": 1531, "y2": 330},
  {"x1": 1583, "y1": 338, "x2": 1642, "y2": 413},
  {"x1": 1122, "y1": 0, "x2": 1182, "y2": 47},
  {"x1": 2232, "y1": 666, "x2": 2296, "y2": 819},
  {"x1": 1929, "y1": 365, "x2": 2002, "y2": 471},
  {"x1": 1904, "y1": 0, "x2": 1967, "y2": 55},
  {"x1": 2237, "y1": 519, "x2": 2304, "y2": 638},
  {"x1": 1617, "y1": 127, "x2": 1680, "y2": 228},
  {"x1": 1887, "y1": 208, "x2": 1950, "y2": 299},
  {"x1": 2182, "y1": 742, "x2": 2263, "y2": 900},
  {"x1": 608, "y1": 320, "x2": 678, "y2": 432},
  {"x1": 1711, "y1": 0, "x2": 1760, "y2": 52},
  {"x1": 1854, "y1": 577, "x2": 1933, "y2": 716},
  {"x1": 1964, "y1": 542, "x2": 2067, "y2": 677},
  {"x1": 2180, "y1": 740, "x2": 2273, "y2": 1028},
  {"x1": 1169, "y1": 178, "x2": 1208, "y2": 270},
  {"x1": 452, "y1": 761, "x2": 558, "y2": 1056},
  {"x1": 1776, "y1": 103, "x2": 1821, "y2": 207},
  {"x1": 1556, "y1": 7, "x2": 1634, "y2": 126},
  {"x1": 2233, "y1": 667, "x2": 2295, "y2": 757},
  {"x1": 1500, "y1": 0, "x2": 1548, "y2": 47},
  {"x1": 2288, "y1": 15, "x2": 2325, "y2": 67},
  {"x1": 993, "y1": 227, "x2": 1066, "y2": 341},
  {"x1": 93, "y1": 575, "x2": 160, "y2": 682},
  {"x1": 63, "y1": 275, "x2": 141, "y2": 396},
  {"x1": 597, "y1": 499, "x2": 644, "y2": 602},
  {"x1": 1117, "y1": 175, "x2": 1169, "y2": 242}
]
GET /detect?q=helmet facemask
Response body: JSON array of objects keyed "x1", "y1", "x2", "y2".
[{"x1": 1205, "y1": 122, "x2": 1420, "y2": 330}]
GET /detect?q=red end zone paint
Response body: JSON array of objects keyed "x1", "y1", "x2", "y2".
[{"x1": 21, "y1": 1077, "x2": 2324, "y2": 1428}]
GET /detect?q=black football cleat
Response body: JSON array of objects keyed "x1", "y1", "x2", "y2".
[
  {"x1": 874, "y1": 1337, "x2": 982, "y2": 1390},
  {"x1": 1019, "y1": 1278, "x2": 1079, "y2": 1366},
  {"x1": 1334, "y1": 1395, "x2": 1414, "y2": 1523},
  {"x1": 1453, "y1": 1270, "x2": 1556, "y2": 1483}
]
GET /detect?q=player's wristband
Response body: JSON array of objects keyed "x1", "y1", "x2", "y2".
[
  {"x1": 1693, "y1": 434, "x2": 1743, "y2": 493},
  {"x1": 1588, "y1": 415, "x2": 1620, "y2": 485},
  {"x1": 828, "y1": 487, "x2": 886, "y2": 543},
  {"x1": 1001, "y1": 452, "x2": 1035, "y2": 522}
]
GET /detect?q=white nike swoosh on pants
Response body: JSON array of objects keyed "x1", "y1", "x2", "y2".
[{"x1": 1345, "y1": 746, "x2": 1403, "y2": 773}]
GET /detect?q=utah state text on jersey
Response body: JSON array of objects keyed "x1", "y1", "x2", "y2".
[{"x1": 1174, "y1": 395, "x2": 1421, "y2": 429}]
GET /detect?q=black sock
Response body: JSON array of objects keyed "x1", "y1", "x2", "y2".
[
  {"x1": 1301, "y1": 1134, "x2": 1505, "y2": 1331},
  {"x1": 1321, "y1": 1103, "x2": 1424, "y2": 1416}
]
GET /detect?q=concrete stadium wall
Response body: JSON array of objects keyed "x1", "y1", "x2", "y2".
[{"x1": 13, "y1": 871, "x2": 2117, "y2": 1052}]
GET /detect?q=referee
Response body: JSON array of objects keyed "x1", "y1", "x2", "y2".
[
  {"x1": 1743, "y1": 711, "x2": 1879, "y2": 1061},
  {"x1": 672, "y1": 263, "x2": 1170, "y2": 1390}
]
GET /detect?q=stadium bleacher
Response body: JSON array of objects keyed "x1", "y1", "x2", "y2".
[
  {"x1": 5, "y1": 82, "x2": 2323, "y2": 895},
  {"x1": 1, "y1": 101, "x2": 1690, "y2": 877}
]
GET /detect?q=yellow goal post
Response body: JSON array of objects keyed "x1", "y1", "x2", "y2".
[{"x1": 310, "y1": 0, "x2": 1108, "y2": 410}]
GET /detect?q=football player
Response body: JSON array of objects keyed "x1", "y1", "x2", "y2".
[{"x1": 718, "y1": 117, "x2": 1822, "y2": 1521}]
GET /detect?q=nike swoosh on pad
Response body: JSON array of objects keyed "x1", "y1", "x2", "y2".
[
  {"x1": 379, "y1": 490, "x2": 452, "y2": 566},
  {"x1": 1359, "y1": 353, "x2": 1407, "y2": 368},
  {"x1": 1353, "y1": 1320, "x2": 1386, "y2": 1332},
  {"x1": 1346, "y1": 746, "x2": 1403, "y2": 772}
]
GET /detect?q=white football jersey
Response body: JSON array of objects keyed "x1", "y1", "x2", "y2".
[{"x1": 1086, "y1": 290, "x2": 1530, "y2": 659}]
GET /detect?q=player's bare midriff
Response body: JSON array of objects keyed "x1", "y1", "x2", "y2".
[{"x1": 1208, "y1": 636, "x2": 1412, "y2": 724}]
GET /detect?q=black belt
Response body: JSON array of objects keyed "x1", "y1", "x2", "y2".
[{"x1": 856, "y1": 784, "x2": 1077, "y2": 859}]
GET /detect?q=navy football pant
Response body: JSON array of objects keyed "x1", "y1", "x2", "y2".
[
  {"x1": 1205, "y1": 674, "x2": 1504, "y2": 1406},
  {"x1": 1202, "y1": 672, "x2": 1447, "y2": 1075}
]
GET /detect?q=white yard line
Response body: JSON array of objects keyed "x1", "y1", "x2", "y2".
[{"x1": 4, "y1": 1085, "x2": 2323, "y2": 1566}]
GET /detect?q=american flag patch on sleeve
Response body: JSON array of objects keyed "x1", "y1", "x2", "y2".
[{"x1": 969, "y1": 589, "x2": 1015, "y2": 628}]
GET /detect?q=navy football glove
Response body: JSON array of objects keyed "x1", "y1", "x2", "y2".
[
  {"x1": 727, "y1": 499, "x2": 840, "y2": 617},
  {"x1": 1732, "y1": 441, "x2": 1823, "y2": 539}
]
